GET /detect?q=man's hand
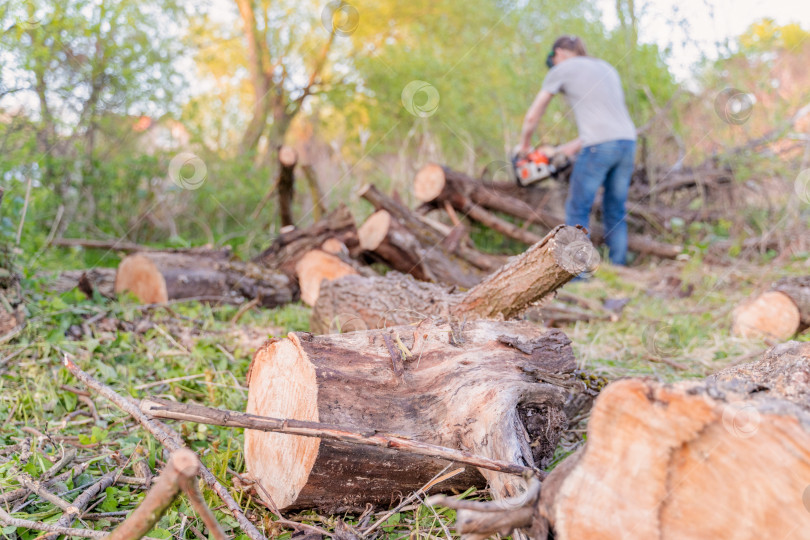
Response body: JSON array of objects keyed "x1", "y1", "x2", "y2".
[{"x1": 512, "y1": 144, "x2": 530, "y2": 159}]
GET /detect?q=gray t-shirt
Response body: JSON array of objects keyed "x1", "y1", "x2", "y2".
[{"x1": 541, "y1": 56, "x2": 636, "y2": 147}]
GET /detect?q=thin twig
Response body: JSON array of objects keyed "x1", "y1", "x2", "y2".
[
  {"x1": 62, "y1": 356, "x2": 266, "y2": 540},
  {"x1": 140, "y1": 398, "x2": 536, "y2": 476}
]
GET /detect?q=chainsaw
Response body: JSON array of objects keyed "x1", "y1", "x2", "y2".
[{"x1": 511, "y1": 145, "x2": 571, "y2": 187}]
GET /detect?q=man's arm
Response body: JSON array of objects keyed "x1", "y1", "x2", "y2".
[{"x1": 518, "y1": 90, "x2": 553, "y2": 154}]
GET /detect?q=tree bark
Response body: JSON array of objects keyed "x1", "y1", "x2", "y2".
[
  {"x1": 276, "y1": 145, "x2": 298, "y2": 227},
  {"x1": 253, "y1": 204, "x2": 358, "y2": 279},
  {"x1": 244, "y1": 320, "x2": 590, "y2": 512},
  {"x1": 732, "y1": 276, "x2": 810, "y2": 339},
  {"x1": 414, "y1": 164, "x2": 682, "y2": 259},
  {"x1": 310, "y1": 225, "x2": 596, "y2": 333},
  {"x1": 115, "y1": 251, "x2": 295, "y2": 307}
]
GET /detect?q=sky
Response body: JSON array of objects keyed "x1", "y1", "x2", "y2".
[{"x1": 596, "y1": 0, "x2": 810, "y2": 81}]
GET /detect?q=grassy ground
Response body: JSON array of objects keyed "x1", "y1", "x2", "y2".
[{"x1": 1, "y1": 250, "x2": 808, "y2": 539}]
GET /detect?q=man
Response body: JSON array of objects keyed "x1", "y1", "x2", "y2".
[{"x1": 518, "y1": 35, "x2": 636, "y2": 265}]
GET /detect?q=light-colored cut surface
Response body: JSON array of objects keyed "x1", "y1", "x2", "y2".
[
  {"x1": 357, "y1": 210, "x2": 391, "y2": 251},
  {"x1": 732, "y1": 290, "x2": 800, "y2": 339},
  {"x1": 413, "y1": 163, "x2": 446, "y2": 203},
  {"x1": 295, "y1": 250, "x2": 358, "y2": 306},
  {"x1": 115, "y1": 253, "x2": 168, "y2": 303}
]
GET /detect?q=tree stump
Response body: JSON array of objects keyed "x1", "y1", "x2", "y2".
[
  {"x1": 115, "y1": 251, "x2": 295, "y2": 307},
  {"x1": 244, "y1": 320, "x2": 589, "y2": 512}
]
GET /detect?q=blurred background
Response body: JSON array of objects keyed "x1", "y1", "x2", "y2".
[{"x1": 1, "y1": 0, "x2": 809, "y2": 266}]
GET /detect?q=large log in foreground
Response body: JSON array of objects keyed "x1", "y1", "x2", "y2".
[
  {"x1": 244, "y1": 320, "x2": 589, "y2": 512},
  {"x1": 733, "y1": 276, "x2": 810, "y2": 339},
  {"x1": 311, "y1": 225, "x2": 598, "y2": 333},
  {"x1": 414, "y1": 164, "x2": 682, "y2": 259},
  {"x1": 115, "y1": 251, "x2": 295, "y2": 307},
  {"x1": 438, "y1": 341, "x2": 810, "y2": 539}
]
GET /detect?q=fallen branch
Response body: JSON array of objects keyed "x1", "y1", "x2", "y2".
[
  {"x1": 0, "y1": 507, "x2": 107, "y2": 539},
  {"x1": 62, "y1": 356, "x2": 267, "y2": 540},
  {"x1": 44, "y1": 468, "x2": 120, "y2": 540},
  {"x1": 107, "y1": 448, "x2": 226, "y2": 540},
  {"x1": 140, "y1": 398, "x2": 536, "y2": 476}
]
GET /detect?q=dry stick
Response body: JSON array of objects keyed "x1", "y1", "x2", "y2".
[
  {"x1": 0, "y1": 506, "x2": 107, "y2": 539},
  {"x1": 140, "y1": 398, "x2": 536, "y2": 477},
  {"x1": 18, "y1": 476, "x2": 73, "y2": 511},
  {"x1": 44, "y1": 468, "x2": 120, "y2": 540},
  {"x1": 106, "y1": 449, "x2": 226, "y2": 540},
  {"x1": 62, "y1": 356, "x2": 267, "y2": 540}
]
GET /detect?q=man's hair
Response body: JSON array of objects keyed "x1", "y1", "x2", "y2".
[{"x1": 552, "y1": 35, "x2": 587, "y2": 56}]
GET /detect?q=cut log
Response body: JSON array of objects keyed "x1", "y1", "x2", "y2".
[
  {"x1": 442, "y1": 341, "x2": 810, "y2": 539},
  {"x1": 732, "y1": 276, "x2": 810, "y2": 339},
  {"x1": 294, "y1": 250, "x2": 358, "y2": 306},
  {"x1": 277, "y1": 145, "x2": 298, "y2": 227},
  {"x1": 357, "y1": 210, "x2": 435, "y2": 282},
  {"x1": 537, "y1": 340, "x2": 810, "y2": 540},
  {"x1": 311, "y1": 225, "x2": 597, "y2": 333},
  {"x1": 359, "y1": 184, "x2": 504, "y2": 282},
  {"x1": 253, "y1": 204, "x2": 359, "y2": 279},
  {"x1": 414, "y1": 165, "x2": 682, "y2": 259},
  {"x1": 244, "y1": 320, "x2": 590, "y2": 512},
  {"x1": 115, "y1": 251, "x2": 295, "y2": 307}
]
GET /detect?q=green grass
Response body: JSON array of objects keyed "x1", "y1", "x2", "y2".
[{"x1": 1, "y1": 252, "x2": 808, "y2": 539}]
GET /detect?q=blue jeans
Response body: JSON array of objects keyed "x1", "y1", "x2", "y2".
[{"x1": 565, "y1": 139, "x2": 636, "y2": 265}]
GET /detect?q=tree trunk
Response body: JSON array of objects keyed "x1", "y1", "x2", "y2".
[
  {"x1": 276, "y1": 146, "x2": 298, "y2": 227},
  {"x1": 244, "y1": 320, "x2": 590, "y2": 512},
  {"x1": 536, "y1": 340, "x2": 810, "y2": 540},
  {"x1": 441, "y1": 341, "x2": 810, "y2": 539},
  {"x1": 310, "y1": 225, "x2": 596, "y2": 333},
  {"x1": 294, "y1": 250, "x2": 358, "y2": 306},
  {"x1": 114, "y1": 251, "x2": 295, "y2": 307},
  {"x1": 359, "y1": 185, "x2": 503, "y2": 288},
  {"x1": 44, "y1": 268, "x2": 117, "y2": 299},
  {"x1": 732, "y1": 276, "x2": 810, "y2": 339},
  {"x1": 414, "y1": 164, "x2": 682, "y2": 259},
  {"x1": 300, "y1": 164, "x2": 327, "y2": 221},
  {"x1": 253, "y1": 204, "x2": 359, "y2": 279}
]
